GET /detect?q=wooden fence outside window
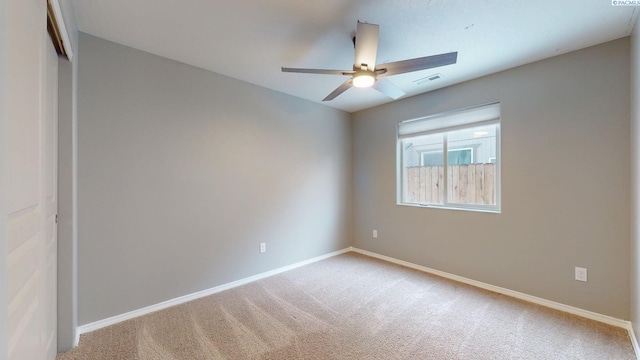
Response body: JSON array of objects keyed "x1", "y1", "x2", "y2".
[{"x1": 405, "y1": 164, "x2": 496, "y2": 205}]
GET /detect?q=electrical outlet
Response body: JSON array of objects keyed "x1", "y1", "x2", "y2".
[
  {"x1": 259, "y1": 242, "x2": 266, "y2": 253},
  {"x1": 373, "y1": 230, "x2": 378, "y2": 238},
  {"x1": 575, "y1": 267, "x2": 587, "y2": 282}
]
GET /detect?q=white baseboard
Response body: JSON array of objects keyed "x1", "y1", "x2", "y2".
[
  {"x1": 351, "y1": 247, "x2": 638, "y2": 359},
  {"x1": 628, "y1": 323, "x2": 640, "y2": 360},
  {"x1": 351, "y1": 248, "x2": 629, "y2": 328},
  {"x1": 77, "y1": 247, "x2": 352, "y2": 335},
  {"x1": 76, "y1": 246, "x2": 638, "y2": 360}
]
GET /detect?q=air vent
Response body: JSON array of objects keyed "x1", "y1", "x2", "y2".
[{"x1": 413, "y1": 73, "x2": 443, "y2": 86}]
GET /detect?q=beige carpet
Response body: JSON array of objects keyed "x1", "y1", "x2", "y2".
[{"x1": 57, "y1": 252, "x2": 635, "y2": 359}]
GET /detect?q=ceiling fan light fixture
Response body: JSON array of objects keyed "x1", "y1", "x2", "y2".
[
  {"x1": 281, "y1": 22, "x2": 458, "y2": 101},
  {"x1": 352, "y1": 70, "x2": 375, "y2": 88}
]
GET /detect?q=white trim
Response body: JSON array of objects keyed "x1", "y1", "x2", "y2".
[
  {"x1": 71, "y1": 47, "x2": 79, "y2": 349},
  {"x1": 628, "y1": 323, "x2": 640, "y2": 360},
  {"x1": 351, "y1": 248, "x2": 631, "y2": 329},
  {"x1": 48, "y1": 0, "x2": 74, "y2": 61},
  {"x1": 77, "y1": 247, "x2": 352, "y2": 335}
]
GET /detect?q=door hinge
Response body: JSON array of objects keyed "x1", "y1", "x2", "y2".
[{"x1": 55, "y1": 214, "x2": 58, "y2": 224}]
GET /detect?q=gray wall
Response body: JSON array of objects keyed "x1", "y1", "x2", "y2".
[
  {"x1": 77, "y1": 34, "x2": 352, "y2": 325},
  {"x1": 352, "y1": 38, "x2": 630, "y2": 319},
  {"x1": 631, "y1": 15, "x2": 640, "y2": 343}
]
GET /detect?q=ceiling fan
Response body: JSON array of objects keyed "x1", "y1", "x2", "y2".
[{"x1": 281, "y1": 21, "x2": 458, "y2": 101}]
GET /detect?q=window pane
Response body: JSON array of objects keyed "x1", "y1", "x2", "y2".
[
  {"x1": 402, "y1": 133, "x2": 444, "y2": 204},
  {"x1": 446, "y1": 124, "x2": 497, "y2": 205},
  {"x1": 447, "y1": 148, "x2": 472, "y2": 165}
]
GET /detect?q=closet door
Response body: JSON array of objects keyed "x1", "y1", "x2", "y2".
[{"x1": 6, "y1": 0, "x2": 58, "y2": 358}]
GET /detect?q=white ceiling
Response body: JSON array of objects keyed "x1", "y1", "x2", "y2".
[{"x1": 70, "y1": 0, "x2": 638, "y2": 113}]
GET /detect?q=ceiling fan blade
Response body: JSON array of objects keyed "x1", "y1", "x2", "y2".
[
  {"x1": 323, "y1": 79, "x2": 353, "y2": 101},
  {"x1": 281, "y1": 67, "x2": 354, "y2": 75},
  {"x1": 377, "y1": 52, "x2": 457, "y2": 77},
  {"x1": 373, "y1": 78, "x2": 405, "y2": 99},
  {"x1": 354, "y1": 22, "x2": 379, "y2": 70}
]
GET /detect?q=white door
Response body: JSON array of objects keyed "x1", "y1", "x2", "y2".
[{"x1": 6, "y1": 0, "x2": 58, "y2": 358}]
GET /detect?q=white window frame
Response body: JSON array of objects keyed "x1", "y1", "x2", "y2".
[{"x1": 396, "y1": 103, "x2": 501, "y2": 213}]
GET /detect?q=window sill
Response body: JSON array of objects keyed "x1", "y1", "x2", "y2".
[{"x1": 397, "y1": 202, "x2": 501, "y2": 214}]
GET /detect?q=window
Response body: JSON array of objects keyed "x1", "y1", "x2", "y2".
[
  {"x1": 421, "y1": 148, "x2": 473, "y2": 166},
  {"x1": 397, "y1": 103, "x2": 501, "y2": 212}
]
